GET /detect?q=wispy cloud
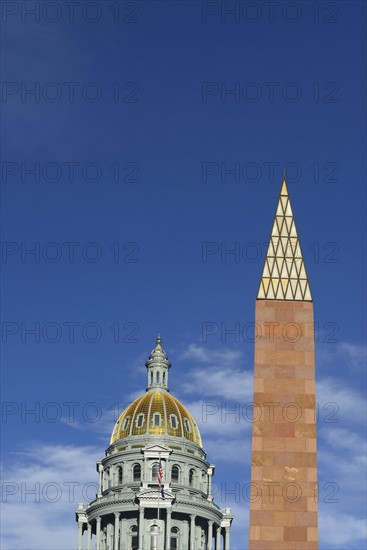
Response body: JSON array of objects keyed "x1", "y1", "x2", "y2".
[
  {"x1": 339, "y1": 343, "x2": 367, "y2": 365},
  {"x1": 178, "y1": 344, "x2": 251, "y2": 401},
  {"x1": 183, "y1": 399, "x2": 251, "y2": 438},
  {"x1": 3, "y1": 341, "x2": 365, "y2": 549},
  {"x1": 176, "y1": 342, "x2": 367, "y2": 549},
  {"x1": 316, "y1": 342, "x2": 366, "y2": 372},
  {"x1": 60, "y1": 407, "x2": 117, "y2": 441},
  {"x1": 321, "y1": 427, "x2": 367, "y2": 453},
  {"x1": 317, "y1": 377, "x2": 366, "y2": 425},
  {"x1": 319, "y1": 512, "x2": 367, "y2": 547},
  {"x1": 181, "y1": 367, "x2": 253, "y2": 401},
  {"x1": 1, "y1": 444, "x2": 99, "y2": 550},
  {"x1": 181, "y1": 343, "x2": 243, "y2": 366}
]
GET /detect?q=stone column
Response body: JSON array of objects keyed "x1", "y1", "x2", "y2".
[
  {"x1": 207, "y1": 467, "x2": 214, "y2": 501},
  {"x1": 114, "y1": 513, "x2": 119, "y2": 549},
  {"x1": 216, "y1": 526, "x2": 221, "y2": 550},
  {"x1": 165, "y1": 456, "x2": 170, "y2": 483},
  {"x1": 139, "y1": 507, "x2": 144, "y2": 550},
  {"x1": 120, "y1": 518, "x2": 126, "y2": 550},
  {"x1": 165, "y1": 508, "x2": 171, "y2": 550},
  {"x1": 143, "y1": 455, "x2": 148, "y2": 482},
  {"x1": 224, "y1": 528, "x2": 230, "y2": 550},
  {"x1": 102, "y1": 527, "x2": 107, "y2": 550},
  {"x1": 96, "y1": 517, "x2": 102, "y2": 550},
  {"x1": 97, "y1": 463, "x2": 103, "y2": 496},
  {"x1": 107, "y1": 522, "x2": 113, "y2": 550},
  {"x1": 87, "y1": 523, "x2": 92, "y2": 550},
  {"x1": 190, "y1": 515, "x2": 196, "y2": 550},
  {"x1": 78, "y1": 521, "x2": 83, "y2": 550},
  {"x1": 207, "y1": 521, "x2": 213, "y2": 550}
]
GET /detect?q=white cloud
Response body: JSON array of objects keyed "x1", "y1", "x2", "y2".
[
  {"x1": 5, "y1": 341, "x2": 365, "y2": 549},
  {"x1": 178, "y1": 345, "x2": 252, "y2": 401},
  {"x1": 319, "y1": 511, "x2": 367, "y2": 547},
  {"x1": 1, "y1": 444, "x2": 99, "y2": 550},
  {"x1": 317, "y1": 428, "x2": 367, "y2": 497},
  {"x1": 183, "y1": 367, "x2": 253, "y2": 402},
  {"x1": 181, "y1": 343, "x2": 243, "y2": 366},
  {"x1": 317, "y1": 377, "x2": 366, "y2": 425},
  {"x1": 182, "y1": 399, "x2": 252, "y2": 438},
  {"x1": 321, "y1": 427, "x2": 367, "y2": 454},
  {"x1": 339, "y1": 343, "x2": 367, "y2": 366},
  {"x1": 316, "y1": 342, "x2": 366, "y2": 371},
  {"x1": 60, "y1": 407, "x2": 117, "y2": 442}
]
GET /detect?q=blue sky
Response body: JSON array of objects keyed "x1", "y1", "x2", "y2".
[{"x1": 1, "y1": 1, "x2": 366, "y2": 548}]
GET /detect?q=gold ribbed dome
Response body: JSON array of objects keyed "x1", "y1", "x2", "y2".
[{"x1": 110, "y1": 390, "x2": 202, "y2": 447}]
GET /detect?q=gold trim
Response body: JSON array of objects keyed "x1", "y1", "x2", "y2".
[
  {"x1": 110, "y1": 391, "x2": 202, "y2": 447},
  {"x1": 257, "y1": 180, "x2": 312, "y2": 301}
]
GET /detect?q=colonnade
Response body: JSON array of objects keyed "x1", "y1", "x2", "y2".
[
  {"x1": 97, "y1": 461, "x2": 215, "y2": 497},
  {"x1": 77, "y1": 510, "x2": 230, "y2": 550}
]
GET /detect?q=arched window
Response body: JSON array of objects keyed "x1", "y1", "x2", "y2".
[
  {"x1": 136, "y1": 413, "x2": 144, "y2": 428},
  {"x1": 151, "y1": 462, "x2": 159, "y2": 481},
  {"x1": 105, "y1": 467, "x2": 111, "y2": 488},
  {"x1": 163, "y1": 372, "x2": 166, "y2": 385},
  {"x1": 170, "y1": 527, "x2": 179, "y2": 550},
  {"x1": 202, "y1": 470, "x2": 207, "y2": 489},
  {"x1": 184, "y1": 418, "x2": 191, "y2": 433},
  {"x1": 133, "y1": 464, "x2": 141, "y2": 482},
  {"x1": 102, "y1": 468, "x2": 107, "y2": 491},
  {"x1": 170, "y1": 414, "x2": 178, "y2": 429},
  {"x1": 150, "y1": 371, "x2": 153, "y2": 384},
  {"x1": 123, "y1": 417, "x2": 130, "y2": 431},
  {"x1": 171, "y1": 465, "x2": 180, "y2": 484},
  {"x1": 130, "y1": 525, "x2": 138, "y2": 550},
  {"x1": 156, "y1": 371, "x2": 160, "y2": 383},
  {"x1": 189, "y1": 468, "x2": 195, "y2": 487},
  {"x1": 118, "y1": 466, "x2": 123, "y2": 485}
]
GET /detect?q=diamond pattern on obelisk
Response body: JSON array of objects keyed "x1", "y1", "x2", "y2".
[{"x1": 257, "y1": 180, "x2": 312, "y2": 301}]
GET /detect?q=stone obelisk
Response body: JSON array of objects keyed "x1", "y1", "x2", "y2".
[{"x1": 249, "y1": 180, "x2": 318, "y2": 549}]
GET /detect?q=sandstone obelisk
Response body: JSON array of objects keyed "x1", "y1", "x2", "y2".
[{"x1": 249, "y1": 180, "x2": 318, "y2": 549}]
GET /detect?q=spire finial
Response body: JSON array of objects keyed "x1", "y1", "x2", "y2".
[
  {"x1": 257, "y1": 179, "x2": 312, "y2": 301},
  {"x1": 145, "y1": 334, "x2": 171, "y2": 392},
  {"x1": 281, "y1": 168, "x2": 288, "y2": 195}
]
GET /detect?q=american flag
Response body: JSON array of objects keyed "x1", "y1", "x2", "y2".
[{"x1": 158, "y1": 459, "x2": 164, "y2": 498}]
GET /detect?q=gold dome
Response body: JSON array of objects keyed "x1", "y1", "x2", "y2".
[{"x1": 110, "y1": 390, "x2": 202, "y2": 447}]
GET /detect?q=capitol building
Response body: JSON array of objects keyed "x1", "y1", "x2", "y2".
[{"x1": 76, "y1": 336, "x2": 233, "y2": 550}]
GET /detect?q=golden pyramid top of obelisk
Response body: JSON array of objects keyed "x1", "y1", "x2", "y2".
[{"x1": 257, "y1": 180, "x2": 312, "y2": 301}]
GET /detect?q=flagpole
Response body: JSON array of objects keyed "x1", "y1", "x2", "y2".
[{"x1": 157, "y1": 452, "x2": 161, "y2": 550}]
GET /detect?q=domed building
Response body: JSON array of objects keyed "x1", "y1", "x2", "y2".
[{"x1": 76, "y1": 336, "x2": 233, "y2": 550}]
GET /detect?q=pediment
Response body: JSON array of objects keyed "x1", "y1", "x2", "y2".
[
  {"x1": 137, "y1": 487, "x2": 175, "y2": 504},
  {"x1": 142, "y1": 444, "x2": 171, "y2": 453}
]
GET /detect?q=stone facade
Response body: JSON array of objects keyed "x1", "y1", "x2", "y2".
[
  {"x1": 76, "y1": 338, "x2": 233, "y2": 549},
  {"x1": 249, "y1": 301, "x2": 318, "y2": 549},
  {"x1": 249, "y1": 181, "x2": 318, "y2": 549}
]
